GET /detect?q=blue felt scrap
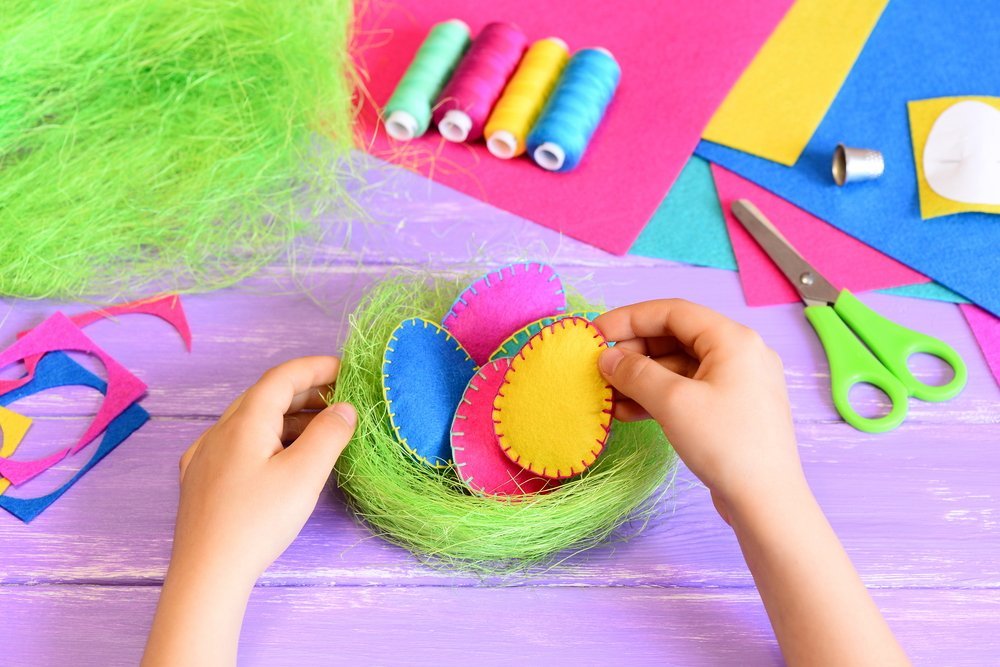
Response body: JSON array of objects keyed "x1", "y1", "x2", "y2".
[
  {"x1": 695, "y1": 0, "x2": 1000, "y2": 316},
  {"x1": 630, "y1": 157, "x2": 737, "y2": 270},
  {"x1": 383, "y1": 318, "x2": 478, "y2": 467},
  {"x1": 0, "y1": 352, "x2": 149, "y2": 523}
]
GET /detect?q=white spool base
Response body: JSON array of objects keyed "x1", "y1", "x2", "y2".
[
  {"x1": 438, "y1": 110, "x2": 472, "y2": 143},
  {"x1": 486, "y1": 130, "x2": 519, "y2": 159},
  {"x1": 385, "y1": 110, "x2": 419, "y2": 141},
  {"x1": 533, "y1": 142, "x2": 566, "y2": 171}
]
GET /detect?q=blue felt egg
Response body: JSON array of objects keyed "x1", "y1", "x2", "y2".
[{"x1": 383, "y1": 317, "x2": 479, "y2": 467}]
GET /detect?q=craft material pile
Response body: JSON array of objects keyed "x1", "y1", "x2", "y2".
[
  {"x1": 0, "y1": 297, "x2": 190, "y2": 522},
  {"x1": 333, "y1": 266, "x2": 677, "y2": 571},
  {"x1": 0, "y1": 0, "x2": 356, "y2": 299}
]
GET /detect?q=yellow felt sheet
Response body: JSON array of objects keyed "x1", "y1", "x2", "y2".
[
  {"x1": 908, "y1": 96, "x2": 1000, "y2": 219},
  {"x1": 0, "y1": 406, "x2": 33, "y2": 494},
  {"x1": 703, "y1": 0, "x2": 889, "y2": 166}
]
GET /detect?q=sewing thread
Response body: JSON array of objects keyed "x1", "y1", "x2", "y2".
[
  {"x1": 383, "y1": 19, "x2": 471, "y2": 141},
  {"x1": 484, "y1": 37, "x2": 569, "y2": 159},
  {"x1": 433, "y1": 22, "x2": 528, "y2": 143},
  {"x1": 527, "y1": 48, "x2": 621, "y2": 172}
]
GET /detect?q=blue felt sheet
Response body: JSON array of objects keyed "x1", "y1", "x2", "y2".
[
  {"x1": 0, "y1": 352, "x2": 149, "y2": 523},
  {"x1": 696, "y1": 0, "x2": 1000, "y2": 316}
]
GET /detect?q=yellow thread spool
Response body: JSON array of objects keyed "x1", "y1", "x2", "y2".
[{"x1": 485, "y1": 38, "x2": 569, "y2": 159}]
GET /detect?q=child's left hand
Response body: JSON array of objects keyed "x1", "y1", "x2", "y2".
[{"x1": 144, "y1": 356, "x2": 356, "y2": 666}]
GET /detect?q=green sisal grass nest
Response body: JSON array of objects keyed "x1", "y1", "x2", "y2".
[
  {"x1": 0, "y1": 0, "x2": 356, "y2": 299},
  {"x1": 332, "y1": 274, "x2": 679, "y2": 574}
]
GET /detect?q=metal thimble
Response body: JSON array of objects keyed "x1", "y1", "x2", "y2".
[{"x1": 832, "y1": 144, "x2": 884, "y2": 186}]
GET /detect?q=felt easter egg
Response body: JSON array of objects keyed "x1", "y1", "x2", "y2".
[
  {"x1": 493, "y1": 317, "x2": 613, "y2": 479},
  {"x1": 451, "y1": 358, "x2": 553, "y2": 496},
  {"x1": 489, "y1": 311, "x2": 603, "y2": 360},
  {"x1": 383, "y1": 317, "x2": 478, "y2": 467},
  {"x1": 442, "y1": 262, "x2": 566, "y2": 365}
]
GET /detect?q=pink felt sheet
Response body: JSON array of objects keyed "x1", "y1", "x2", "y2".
[
  {"x1": 451, "y1": 358, "x2": 551, "y2": 496},
  {"x1": 712, "y1": 164, "x2": 929, "y2": 306},
  {"x1": 960, "y1": 304, "x2": 1000, "y2": 387},
  {"x1": 356, "y1": 0, "x2": 794, "y2": 254},
  {"x1": 442, "y1": 263, "x2": 566, "y2": 365},
  {"x1": 0, "y1": 313, "x2": 148, "y2": 486}
]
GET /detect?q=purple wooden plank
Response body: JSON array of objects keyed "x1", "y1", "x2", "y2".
[{"x1": 2, "y1": 584, "x2": 998, "y2": 666}]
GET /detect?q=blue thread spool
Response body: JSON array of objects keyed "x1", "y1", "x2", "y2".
[{"x1": 526, "y1": 48, "x2": 621, "y2": 172}]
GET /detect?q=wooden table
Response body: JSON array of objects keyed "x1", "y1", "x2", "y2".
[{"x1": 1, "y1": 163, "x2": 998, "y2": 665}]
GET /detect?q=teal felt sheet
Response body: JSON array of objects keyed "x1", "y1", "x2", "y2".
[{"x1": 879, "y1": 282, "x2": 969, "y2": 304}]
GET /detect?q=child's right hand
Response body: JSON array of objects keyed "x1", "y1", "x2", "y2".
[{"x1": 594, "y1": 299, "x2": 804, "y2": 524}]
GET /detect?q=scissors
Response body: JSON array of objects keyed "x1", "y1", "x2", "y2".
[{"x1": 731, "y1": 199, "x2": 967, "y2": 433}]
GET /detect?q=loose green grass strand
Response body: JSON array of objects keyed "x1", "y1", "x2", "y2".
[
  {"x1": 332, "y1": 275, "x2": 678, "y2": 574},
  {"x1": 1, "y1": 0, "x2": 356, "y2": 299}
]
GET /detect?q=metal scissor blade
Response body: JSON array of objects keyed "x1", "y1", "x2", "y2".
[{"x1": 731, "y1": 199, "x2": 841, "y2": 307}]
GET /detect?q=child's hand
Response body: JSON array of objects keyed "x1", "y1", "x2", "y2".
[
  {"x1": 144, "y1": 356, "x2": 356, "y2": 666},
  {"x1": 594, "y1": 300, "x2": 802, "y2": 523}
]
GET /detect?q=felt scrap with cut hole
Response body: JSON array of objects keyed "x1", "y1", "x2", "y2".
[
  {"x1": 442, "y1": 263, "x2": 566, "y2": 366},
  {"x1": 383, "y1": 318, "x2": 478, "y2": 468},
  {"x1": 493, "y1": 317, "x2": 613, "y2": 479},
  {"x1": 0, "y1": 352, "x2": 149, "y2": 521},
  {"x1": 489, "y1": 311, "x2": 602, "y2": 360},
  {"x1": 0, "y1": 407, "x2": 33, "y2": 495},
  {"x1": 0, "y1": 313, "x2": 147, "y2": 486},
  {"x1": 451, "y1": 358, "x2": 553, "y2": 497},
  {"x1": 908, "y1": 97, "x2": 1000, "y2": 219}
]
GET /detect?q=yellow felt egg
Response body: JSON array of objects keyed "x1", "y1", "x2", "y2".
[{"x1": 492, "y1": 317, "x2": 613, "y2": 479}]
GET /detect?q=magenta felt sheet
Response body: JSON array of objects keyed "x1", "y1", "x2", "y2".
[
  {"x1": 961, "y1": 305, "x2": 1000, "y2": 387},
  {"x1": 712, "y1": 164, "x2": 928, "y2": 306},
  {"x1": 356, "y1": 0, "x2": 793, "y2": 254}
]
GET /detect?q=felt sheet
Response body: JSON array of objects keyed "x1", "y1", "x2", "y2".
[
  {"x1": 0, "y1": 313, "x2": 147, "y2": 486},
  {"x1": 357, "y1": 0, "x2": 793, "y2": 254},
  {"x1": 0, "y1": 407, "x2": 32, "y2": 494},
  {"x1": 0, "y1": 352, "x2": 149, "y2": 521},
  {"x1": 881, "y1": 282, "x2": 968, "y2": 304},
  {"x1": 960, "y1": 305, "x2": 1000, "y2": 387},
  {"x1": 383, "y1": 318, "x2": 478, "y2": 467},
  {"x1": 695, "y1": 0, "x2": 1000, "y2": 316},
  {"x1": 713, "y1": 164, "x2": 927, "y2": 306},
  {"x1": 629, "y1": 157, "x2": 737, "y2": 270},
  {"x1": 442, "y1": 263, "x2": 566, "y2": 365},
  {"x1": 493, "y1": 318, "x2": 613, "y2": 479},
  {"x1": 908, "y1": 97, "x2": 1000, "y2": 219},
  {"x1": 490, "y1": 311, "x2": 601, "y2": 361},
  {"x1": 703, "y1": 0, "x2": 888, "y2": 166},
  {"x1": 450, "y1": 358, "x2": 551, "y2": 496}
]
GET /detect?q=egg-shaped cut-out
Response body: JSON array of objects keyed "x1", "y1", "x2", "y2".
[
  {"x1": 442, "y1": 262, "x2": 566, "y2": 365},
  {"x1": 493, "y1": 317, "x2": 613, "y2": 479},
  {"x1": 451, "y1": 358, "x2": 554, "y2": 496},
  {"x1": 489, "y1": 311, "x2": 604, "y2": 360},
  {"x1": 383, "y1": 318, "x2": 479, "y2": 467}
]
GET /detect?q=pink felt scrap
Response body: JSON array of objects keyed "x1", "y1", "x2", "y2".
[
  {"x1": 960, "y1": 304, "x2": 1000, "y2": 387},
  {"x1": 3, "y1": 294, "x2": 191, "y2": 396},
  {"x1": 713, "y1": 164, "x2": 929, "y2": 306},
  {"x1": 442, "y1": 263, "x2": 566, "y2": 365},
  {"x1": 0, "y1": 313, "x2": 147, "y2": 486},
  {"x1": 451, "y1": 358, "x2": 552, "y2": 496},
  {"x1": 356, "y1": 0, "x2": 794, "y2": 254}
]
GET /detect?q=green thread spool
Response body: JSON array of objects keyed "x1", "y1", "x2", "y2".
[{"x1": 383, "y1": 19, "x2": 471, "y2": 141}]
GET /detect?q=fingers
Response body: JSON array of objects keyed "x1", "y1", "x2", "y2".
[
  {"x1": 611, "y1": 399, "x2": 652, "y2": 422},
  {"x1": 281, "y1": 412, "x2": 317, "y2": 444},
  {"x1": 278, "y1": 402, "x2": 358, "y2": 484},
  {"x1": 235, "y1": 356, "x2": 342, "y2": 433},
  {"x1": 598, "y1": 346, "x2": 695, "y2": 423},
  {"x1": 594, "y1": 299, "x2": 746, "y2": 361}
]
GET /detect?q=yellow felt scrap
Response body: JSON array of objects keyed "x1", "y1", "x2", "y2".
[
  {"x1": 703, "y1": 0, "x2": 889, "y2": 166},
  {"x1": 493, "y1": 317, "x2": 612, "y2": 479},
  {"x1": 908, "y1": 96, "x2": 1000, "y2": 219},
  {"x1": 0, "y1": 406, "x2": 33, "y2": 494}
]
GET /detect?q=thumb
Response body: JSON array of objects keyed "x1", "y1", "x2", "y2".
[
  {"x1": 279, "y1": 402, "x2": 358, "y2": 478},
  {"x1": 598, "y1": 347, "x2": 691, "y2": 422}
]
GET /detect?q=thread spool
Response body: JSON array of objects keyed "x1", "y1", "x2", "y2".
[
  {"x1": 484, "y1": 38, "x2": 569, "y2": 159},
  {"x1": 527, "y1": 48, "x2": 621, "y2": 172},
  {"x1": 433, "y1": 22, "x2": 528, "y2": 143},
  {"x1": 383, "y1": 20, "x2": 471, "y2": 141}
]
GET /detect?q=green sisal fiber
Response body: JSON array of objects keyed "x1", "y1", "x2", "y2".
[
  {"x1": 0, "y1": 0, "x2": 356, "y2": 299},
  {"x1": 332, "y1": 275, "x2": 679, "y2": 574}
]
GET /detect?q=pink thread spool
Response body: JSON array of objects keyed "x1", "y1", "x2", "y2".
[{"x1": 433, "y1": 22, "x2": 528, "y2": 143}]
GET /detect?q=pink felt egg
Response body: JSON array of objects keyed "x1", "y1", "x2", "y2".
[
  {"x1": 450, "y1": 358, "x2": 553, "y2": 496},
  {"x1": 442, "y1": 262, "x2": 566, "y2": 365}
]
